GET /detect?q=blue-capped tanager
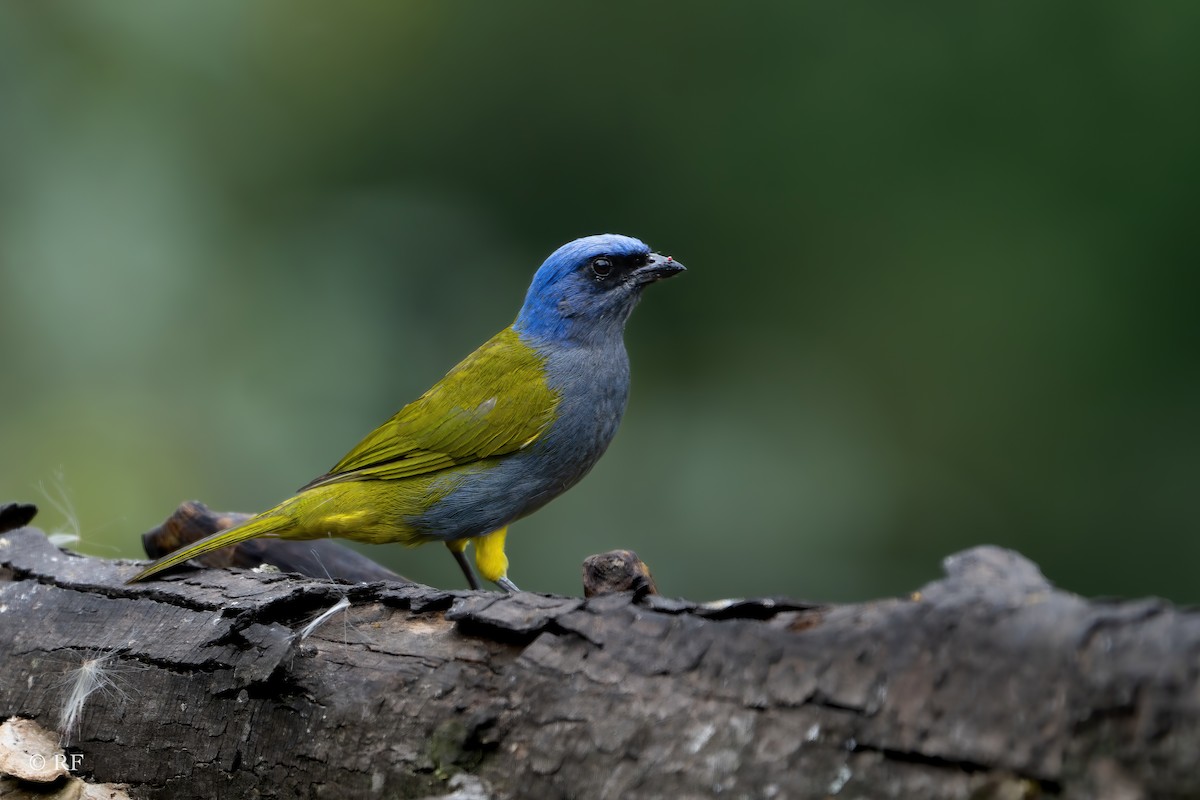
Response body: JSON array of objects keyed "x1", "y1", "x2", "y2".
[{"x1": 127, "y1": 234, "x2": 684, "y2": 591}]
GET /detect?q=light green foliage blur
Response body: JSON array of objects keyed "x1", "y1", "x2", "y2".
[{"x1": 1, "y1": 4, "x2": 1197, "y2": 602}]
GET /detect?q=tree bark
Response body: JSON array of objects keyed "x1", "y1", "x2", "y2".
[{"x1": 1, "y1": 518, "x2": 1198, "y2": 799}]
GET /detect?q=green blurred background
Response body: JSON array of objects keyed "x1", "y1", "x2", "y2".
[{"x1": 1, "y1": 3, "x2": 1197, "y2": 602}]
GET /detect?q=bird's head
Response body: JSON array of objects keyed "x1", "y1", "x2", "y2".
[{"x1": 514, "y1": 234, "x2": 685, "y2": 344}]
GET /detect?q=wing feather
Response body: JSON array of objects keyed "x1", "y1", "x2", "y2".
[{"x1": 301, "y1": 328, "x2": 558, "y2": 489}]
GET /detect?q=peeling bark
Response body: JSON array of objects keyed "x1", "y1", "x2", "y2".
[{"x1": 1, "y1": 519, "x2": 1198, "y2": 799}]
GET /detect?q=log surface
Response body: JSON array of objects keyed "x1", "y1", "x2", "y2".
[{"x1": 1, "y1": 521, "x2": 1198, "y2": 800}]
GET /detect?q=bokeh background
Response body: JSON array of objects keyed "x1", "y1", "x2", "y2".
[{"x1": 2, "y1": 4, "x2": 1197, "y2": 602}]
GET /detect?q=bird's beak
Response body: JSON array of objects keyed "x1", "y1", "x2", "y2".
[{"x1": 633, "y1": 253, "x2": 686, "y2": 284}]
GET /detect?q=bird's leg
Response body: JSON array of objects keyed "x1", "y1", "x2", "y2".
[
  {"x1": 472, "y1": 527, "x2": 519, "y2": 593},
  {"x1": 445, "y1": 539, "x2": 481, "y2": 590}
]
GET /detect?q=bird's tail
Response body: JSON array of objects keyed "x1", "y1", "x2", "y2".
[{"x1": 126, "y1": 511, "x2": 293, "y2": 583}]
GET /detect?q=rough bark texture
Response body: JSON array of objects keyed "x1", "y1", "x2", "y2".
[{"x1": 2, "y1": 520, "x2": 1199, "y2": 799}]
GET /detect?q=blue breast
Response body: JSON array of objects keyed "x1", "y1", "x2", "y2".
[{"x1": 409, "y1": 331, "x2": 631, "y2": 541}]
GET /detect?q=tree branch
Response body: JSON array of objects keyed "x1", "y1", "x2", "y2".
[{"x1": 1, "y1": 513, "x2": 1197, "y2": 799}]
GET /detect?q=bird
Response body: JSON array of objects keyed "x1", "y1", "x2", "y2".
[{"x1": 127, "y1": 234, "x2": 685, "y2": 591}]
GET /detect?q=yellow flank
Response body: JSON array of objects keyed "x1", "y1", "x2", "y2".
[
  {"x1": 472, "y1": 527, "x2": 510, "y2": 583},
  {"x1": 304, "y1": 502, "x2": 380, "y2": 539}
]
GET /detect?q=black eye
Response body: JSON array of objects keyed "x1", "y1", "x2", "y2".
[{"x1": 591, "y1": 257, "x2": 613, "y2": 278}]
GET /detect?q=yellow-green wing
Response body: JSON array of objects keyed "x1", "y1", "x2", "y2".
[{"x1": 301, "y1": 327, "x2": 558, "y2": 488}]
